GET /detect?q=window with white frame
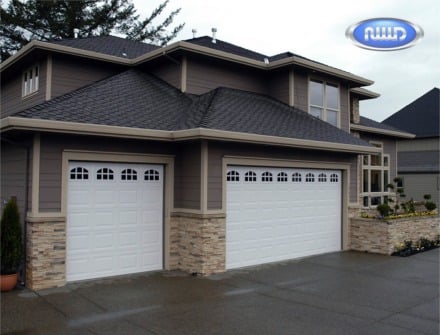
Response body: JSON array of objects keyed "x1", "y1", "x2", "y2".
[
  {"x1": 309, "y1": 79, "x2": 339, "y2": 127},
  {"x1": 22, "y1": 65, "x2": 39, "y2": 96},
  {"x1": 361, "y1": 142, "x2": 391, "y2": 207}
]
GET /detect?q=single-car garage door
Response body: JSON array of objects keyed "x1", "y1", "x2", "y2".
[
  {"x1": 67, "y1": 161, "x2": 163, "y2": 281},
  {"x1": 226, "y1": 166, "x2": 341, "y2": 269}
]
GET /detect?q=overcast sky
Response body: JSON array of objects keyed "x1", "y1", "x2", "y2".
[{"x1": 133, "y1": 0, "x2": 439, "y2": 122}]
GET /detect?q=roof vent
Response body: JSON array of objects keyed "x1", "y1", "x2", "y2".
[
  {"x1": 264, "y1": 57, "x2": 269, "y2": 64},
  {"x1": 192, "y1": 29, "x2": 197, "y2": 38},
  {"x1": 211, "y1": 28, "x2": 217, "y2": 43}
]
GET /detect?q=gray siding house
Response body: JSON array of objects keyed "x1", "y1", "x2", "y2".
[
  {"x1": 1, "y1": 35, "x2": 412, "y2": 290},
  {"x1": 382, "y1": 88, "x2": 439, "y2": 205}
]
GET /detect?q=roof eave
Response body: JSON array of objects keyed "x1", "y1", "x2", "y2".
[
  {"x1": 1, "y1": 117, "x2": 379, "y2": 154},
  {"x1": 350, "y1": 87, "x2": 380, "y2": 100},
  {"x1": 351, "y1": 123, "x2": 415, "y2": 138}
]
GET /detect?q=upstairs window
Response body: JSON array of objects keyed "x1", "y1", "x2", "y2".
[
  {"x1": 23, "y1": 65, "x2": 39, "y2": 97},
  {"x1": 309, "y1": 79, "x2": 339, "y2": 127}
]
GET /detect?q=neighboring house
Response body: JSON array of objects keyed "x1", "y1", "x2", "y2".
[
  {"x1": 0, "y1": 35, "x2": 412, "y2": 290},
  {"x1": 382, "y1": 88, "x2": 440, "y2": 205}
]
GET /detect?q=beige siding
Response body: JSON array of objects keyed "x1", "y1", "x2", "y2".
[
  {"x1": 186, "y1": 58, "x2": 267, "y2": 95},
  {"x1": 147, "y1": 59, "x2": 181, "y2": 90},
  {"x1": 293, "y1": 71, "x2": 308, "y2": 112},
  {"x1": 399, "y1": 173, "x2": 440, "y2": 204},
  {"x1": 0, "y1": 140, "x2": 32, "y2": 225},
  {"x1": 1, "y1": 59, "x2": 47, "y2": 117},
  {"x1": 398, "y1": 138, "x2": 439, "y2": 152},
  {"x1": 267, "y1": 70, "x2": 289, "y2": 105},
  {"x1": 339, "y1": 86, "x2": 350, "y2": 133},
  {"x1": 51, "y1": 55, "x2": 122, "y2": 99},
  {"x1": 38, "y1": 134, "x2": 180, "y2": 212}
]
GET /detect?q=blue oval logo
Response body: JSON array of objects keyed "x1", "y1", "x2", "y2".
[{"x1": 346, "y1": 18, "x2": 423, "y2": 51}]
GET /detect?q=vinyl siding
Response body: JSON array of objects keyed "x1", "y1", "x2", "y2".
[
  {"x1": 51, "y1": 54, "x2": 122, "y2": 99},
  {"x1": 38, "y1": 134, "x2": 183, "y2": 212},
  {"x1": 186, "y1": 57, "x2": 268, "y2": 95},
  {"x1": 399, "y1": 173, "x2": 440, "y2": 204},
  {"x1": 1, "y1": 58, "x2": 47, "y2": 117},
  {"x1": 267, "y1": 70, "x2": 289, "y2": 105},
  {"x1": 293, "y1": 71, "x2": 308, "y2": 112},
  {"x1": 147, "y1": 59, "x2": 181, "y2": 90},
  {"x1": 398, "y1": 137, "x2": 439, "y2": 152}
]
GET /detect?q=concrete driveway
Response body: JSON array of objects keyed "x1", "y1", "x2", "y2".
[{"x1": 1, "y1": 250, "x2": 439, "y2": 335}]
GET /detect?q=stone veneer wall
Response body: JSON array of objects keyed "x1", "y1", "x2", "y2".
[
  {"x1": 26, "y1": 217, "x2": 66, "y2": 290},
  {"x1": 170, "y1": 212, "x2": 226, "y2": 275},
  {"x1": 350, "y1": 215, "x2": 440, "y2": 255}
]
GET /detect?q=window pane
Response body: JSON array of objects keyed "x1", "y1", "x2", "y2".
[
  {"x1": 326, "y1": 83, "x2": 339, "y2": 109},
  {"x1": 327, "y1": 110, "x2": 338, "y2": 126},
  {"x1": 371, "y1": 196, "x2": 381, "y2": 206},
  {"x1": 370, "y1": 170, "x2": 381, "y2": 192},
  {"x1": 370, "y1": 154, "x2": 381, "y2": 166},
  {"x1": 310, "y1": 106, "x2": 323, "y2": 119},
  {"x1": 310, "y1": 80, "x2": 323, "y2": 106},
  {"x1": 384, "y1": 171, "x2": 389, "y2": 190},
  {"x1": 383, "y1": 156, "x2": 389, "y2": 167},
  {"x1": 363, "y1": 170, "x2": 369, "y2": 192},
  {"x1": 363, "y1": 155, "x2": 369, "y2": 165},
  {"x1": 363, "y1": 196, "x2": 369, "y2": 207}
]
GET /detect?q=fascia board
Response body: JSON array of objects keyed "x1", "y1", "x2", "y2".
[
  {"x1": 351, "y1": 123, "x2": 415, "y2": 139},
  {"x1": 2, "y1": 117, "x2": 379, "y2": 154}
]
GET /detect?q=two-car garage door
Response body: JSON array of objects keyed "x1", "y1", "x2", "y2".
[
  {"x1": 226, "y1": 166, "x2": 342, "y2": 269},
  {"x1": 67, "y1": 161, "x2": 163, "y2": 281}
]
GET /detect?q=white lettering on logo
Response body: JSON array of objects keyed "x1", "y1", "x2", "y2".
[{"x1": 364, "y1": 26, "x2": 407, "y2": 41}]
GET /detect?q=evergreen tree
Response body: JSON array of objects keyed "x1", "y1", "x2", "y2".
[{"x1": 1, "y1": 0, "x2": 184, "y2": 60}]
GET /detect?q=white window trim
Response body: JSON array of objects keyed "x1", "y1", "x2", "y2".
[
  {"x1": 361, "y1": 142, "x2": 392, "y2": 207},
  {"x1": 309, "y1": 78, "x2": 341, "y2": 127},
  {"x1": 22, "y1": 64, "x2": 39, "y2": 97}
]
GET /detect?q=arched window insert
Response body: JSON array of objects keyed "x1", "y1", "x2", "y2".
[
  {"x1": 318, "y1": 173, "x2": 327, "y2": 182},
  {"x1": 277, "y1": 172, "x2": 288, "y2": 182},
  {"x1": 330, "y1": 174, "x2": 339, "y2": 182},
  {"x1": 261, "y1": 171, "x2": 273, "y2": 182},
  {"x1": 145, "y1": 169, "x2": 160, "y2": 181},
  {"x1": 70, "y1": 167, "x2": 89, "y2": 180},
  {"x1": 305, "y1": 173, "x2": 315, "y2": 182},
  {"x1": 227, "y1": 171, "x2": 240, "y2": 182},
  {"x1": 292, "y1": 172, "x2": 302, "y2": 182},
  {"x1": 97, "y1": 168, "x2": 114, "y2": 180},
  {"x1": 121, "y1": 169, "x2": 137, "y2": 181},
  {"x1": 244, "y1": 171, "x2": 257, "y2": 182}
]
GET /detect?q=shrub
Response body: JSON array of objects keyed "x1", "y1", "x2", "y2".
[
  {"x1": 425, "y1": 201, "x2": 437, "y2": 211},
  {"x1": 0, "y1": 198, "x2": 23, "y2": 274},
  {"x1": 377, "y1": 203, "x2": 391, "y2": 217}
]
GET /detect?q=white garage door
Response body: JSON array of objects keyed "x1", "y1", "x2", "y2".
[
  {"x1": 67, "y1": 161, "x2": 163, "y2": 281},
  {"x1": 226, "y1": 166, "x2": 341, "y2": 269}
]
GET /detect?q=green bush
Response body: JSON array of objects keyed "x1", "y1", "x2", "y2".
[
  {"x1": 425, "y1": 201, "x2": 437, "y2": 211},
  {"x1": 377, "y1": 203, "x2": 391, "y2": 217},
  {"x1": 0, "y1": 198, "x2": 23, "y2": 275}
]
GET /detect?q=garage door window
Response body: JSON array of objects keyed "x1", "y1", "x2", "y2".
[
  {"x1": 277, "y1": 172, "x2": 288, "y2": 182},
  {"x1": 245, "y1": 171, "x2": 257, "y2": 182},
  {"x1": 305, "y1": 173, "x2": 315, "y2": 182},
  {"x1": 121, "y1": 168, "x2": 137, "y2": 181},
  {"x1": 145, "y1": 169, "x2": 160, "y2": 181},
  {"x1": 318, "y1": 173, "x2": 327, "y2": 182},
  {"x1": 70, "y1": 167, "x2": 89, "y2": 180},
  {"x1": 97, "y1": 168, "x2": 114, "y2": 180},
  {"x1": 330, "y1": 173, "x2": 338, "y2": 182},
  {"x1": 292, "y1": 172, "x2": 302, "y2": 182},
  {"x1": 227, "y1": 170, "x2": 240, "y2": 182},
  {"x1": 261, "y1": 171, "x2": 273, "y2": 182}
]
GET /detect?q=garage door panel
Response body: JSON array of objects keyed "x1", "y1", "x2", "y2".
[
  {"x1": 67, "y1": 162, "x2": 163, "y2": 282},
  {"x1": 227, "y1": 166, "x2": 341, "y2": 269}
]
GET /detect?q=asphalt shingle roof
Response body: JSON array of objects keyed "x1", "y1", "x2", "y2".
[
  {"x1": 382, "y1": 88, "x2": 439, "y2": 138},
  {"x1": 13, "y1": 70, "x2": 371, "y2": 148},
  {"x1": 50, "y1": 35, "x2": 160, "y2": 59},
  {"x1": 359, "y1": 116, "x2": 406, "y2": 133}
]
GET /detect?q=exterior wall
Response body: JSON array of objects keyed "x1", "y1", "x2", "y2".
[
  {"x1": 207, "y1": 141, "x2": 357, "y2": 210},
  {"x1": 267, "y1": 70, "x2": 289, "y2": 105},
  {"x1": 350, "y1": 215, "x2": 440, "y2": 254},
  {"x1": 146, "y1": 58, "x2": 181, "y2": 90},
  {"x1": 37, "y1": 134, "x2": 185, "y2": 212},
  {"x1": 26, "y1": 216, "x2": 66, "y2": 290},
  {"x1": 185, "y1": 57, "x2": 268, "y2": 95},
  {"x1": 0, "y1": 138, "x2": 33, "y2": 223},
  {"x1": 1, "y1": 57, "x2": 47, "y2": 117},
  {"x1": 169, "y1": 212, "x2": 226, "y2": 275},
  {"x1": 398, "y1": 137, "x2": 439, "y2": 152},
  {"x1": 293, "y1": 71, "x2": 308, "y2": 112},
  {"x1": 51, "y1": 54, "x2": 122, "y2": 99},
  {"x1": 399, "y1": 173, "x2": 440, "y2": 204}
]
